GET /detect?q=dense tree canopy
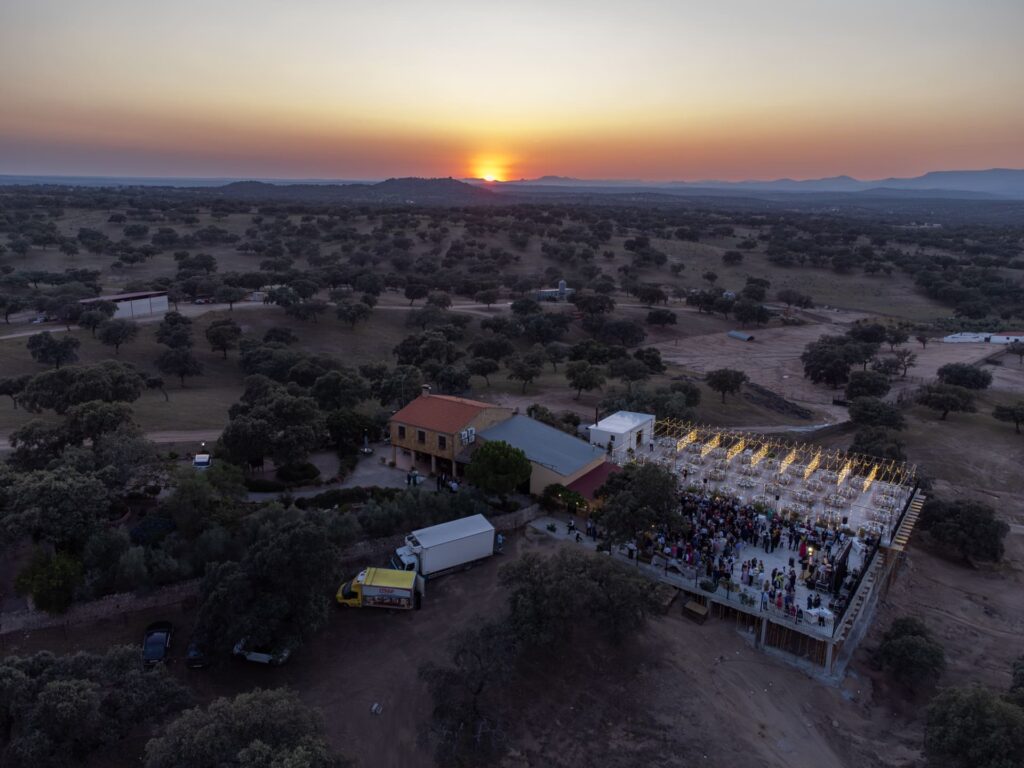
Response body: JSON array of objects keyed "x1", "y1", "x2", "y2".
[
  {"x1": 0, "y1": 647, "x2": 189, "y2": 768},
  {"x1": 194, "y1": 508, "x2": 346, "y2": 656},
  {"x1": 938, "y1": 362, "x2": 993, "y2": 390},
  {"x1": 26, "y1": 331, "x2": 80, "y2": 369},
  {"x1": 918, "y1": 498, "x2": 1009, "y2": 562},
  {"x1": 465, "y1": 440, "x2": 532, "y2": 498},
  {"x1": 144, "y1": 688, "x2": 350, "y2": 768}
]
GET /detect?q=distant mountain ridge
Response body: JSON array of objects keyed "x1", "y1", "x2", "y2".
[
  {"x1": 4, "y1": 168, "x2": 1023, "y2": 202},
  {"x1": 212, "y1": 177, "x2": 495, "y2": 204},
  {"x1": 481, "y1": 168, "x2": 1024, "y2": 199}
]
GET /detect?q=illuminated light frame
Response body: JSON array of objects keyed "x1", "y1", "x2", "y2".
[
  {"x1": 750, "y1": 443, "x2": 770, "y2": 467},
  {"x1": 700, "y1": 433, "x2": 721, "y2": 458},
  {"x1": 726, "y1": 438, "x2": 746, "y2": 462},
  {"x1": 650, "y1": 419, "x2": 915, "y2": 490},
  {"x1": 676, "y1": 428, "x2": 698, "y2": 452},
  {"x1": 803, "y1": 451, "x2": 821, "y2": 480},
  {"x1": 862, "y1": 464, "x2": 879, "y2": 493},
  {"x1": 837, "y1": 459, "x2": 853, "y2": 487}
]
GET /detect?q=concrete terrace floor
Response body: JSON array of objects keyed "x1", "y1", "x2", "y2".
[{"x1": 530, "y1": 514, "x2": 855, "y2": 639}]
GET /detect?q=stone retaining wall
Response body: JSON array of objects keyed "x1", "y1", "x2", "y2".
[{"x1": 0, "y1": 579, "x2": 202, "y2": 636}]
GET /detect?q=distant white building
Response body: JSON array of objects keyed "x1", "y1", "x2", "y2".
[
  {"x1": 80, "y1": 290, "x2": 168, "y2": 320},
  {"x1": 991, "y1": 333, "x2": 1024, "y2": 344},
  {"x1": 942, "y1": 332, "x2": 1024, "y2": 344},
  {"x1": 535, "y1": 279, "x2": 575, "y2": 302},
  {"x1": 588, "y1": 411, "x2": 656, "y2": 462}
]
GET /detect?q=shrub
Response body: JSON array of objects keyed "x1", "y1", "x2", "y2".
[
  {"x1": 15, "y1": 550, "x2": 83, "y2": 613},
  {"x1": 129, "y1": 515, "x2": 176, "y2": 546},
  {"x1": 244, "y1": 477, "x2": 288, "y2": 493},
  {"x1": 877, "y1": 616, "x2": 945, "y2": 689},
  {"x1": 540, "y1": 484, "x2": 584, "y2": 512},
  {"x1": 293, "y1": 486, "x2": 401, "y2": 510},
  {"x1": 275, "y1": 461, "x2": 321, "y2": 484}
]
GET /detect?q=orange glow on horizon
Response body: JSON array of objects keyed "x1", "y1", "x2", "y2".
[
  {"x1": 1, "y1": 2, "x2": 1022, "y2": 180},
  {"x1": 472, "y1": 155, "x2": 511, "y2": 182}
]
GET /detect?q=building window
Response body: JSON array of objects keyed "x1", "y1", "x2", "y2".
[
  {"x1": 438, "y1": 435, "x2": 447, "y2": 450},
  {"x1": 417, "y1": 430, "x2": 426, "y2": 444},
  {"x1": 397, "y1": 425, "x2": 406, "y2": 440}
]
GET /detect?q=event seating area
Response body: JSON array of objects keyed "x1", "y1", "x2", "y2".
[{"x1": 638, "y1": 422, "x2": 915, "y2": 547}]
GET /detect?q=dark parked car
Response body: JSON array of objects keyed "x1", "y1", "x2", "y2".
[
  {"x1": 143, "y1": 621, "x2": 173, "y2": 666},
  {"x1": 185, "y1": 635, "x2": 208, "y2": 669}
]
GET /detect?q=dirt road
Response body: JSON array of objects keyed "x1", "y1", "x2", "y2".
[{"x1": 0, "y1": 428, "x2": 223, "y2": 451}]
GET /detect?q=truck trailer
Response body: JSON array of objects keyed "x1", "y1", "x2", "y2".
[
  {"x1": 391, "y1": 514, "x2": 495, "y2": 578},
  {"x1": 336, "y1": 567, "x2": 423, "y2": 609}
]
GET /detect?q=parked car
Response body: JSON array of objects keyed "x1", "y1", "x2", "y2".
[
  {"x1": 185, "y1": 635, "x2": 208, "y2": 669},
  {"x1": 143, "y1": 621, "x2": 173, "y2": 666},
  {"x1": 232, "y1": 638, "x2": 291, "y2": 666},
  {"x1": 30, "y1": 316, "x2": 46, "y2": 324}
]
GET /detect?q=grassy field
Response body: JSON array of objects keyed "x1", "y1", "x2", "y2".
[
  {"x1": 814, "y1": 386, "x2": 1024, "y2": 497},
  {"x1": 0, "y1": 304, "x2": 423, "y2": 433},
  {"x1": 0, "y1": 297, "x2": 812, "y2": 435},
  {"x1": 12, "y1": 209, "x2": 953, "y2": 323},
  {"x1": 0, "y1": 205, "x2": 970, "y2": 437}
]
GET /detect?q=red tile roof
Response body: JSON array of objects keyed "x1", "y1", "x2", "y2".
[
  {"x1": 566, "y1": 461, "x2": 621, "y2": 501},
  {"x1": 390, "y1": 394, "x2": 498, "y2": 434}
]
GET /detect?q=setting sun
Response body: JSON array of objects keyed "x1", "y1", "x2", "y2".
[{"x1": 472, "y1": 155, "x2": 511, "y2": 182}]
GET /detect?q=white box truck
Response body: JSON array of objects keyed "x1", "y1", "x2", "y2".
[{"x1": 391, "y1": 514, "x2": 495, "y2": 578}]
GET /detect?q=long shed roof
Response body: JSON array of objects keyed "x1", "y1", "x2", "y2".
[{"x1": 479, "y1": 415, "x2": 604, "y2": 477}]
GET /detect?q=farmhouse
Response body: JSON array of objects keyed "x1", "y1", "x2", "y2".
[
  {"x1": 388, "y1": 387, "x2": 512, "y2": 477},
  {"x1": 79, "y1": 290, "x2": 168, "y2": 319}
]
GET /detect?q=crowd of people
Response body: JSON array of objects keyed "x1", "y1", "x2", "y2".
[{"x1": 575, "y1": 491, "x2": 869, "y2": 629}]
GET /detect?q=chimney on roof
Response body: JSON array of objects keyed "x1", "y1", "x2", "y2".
[{"x1": 421, "y1": 385, "x2": 431, "y2": 397}]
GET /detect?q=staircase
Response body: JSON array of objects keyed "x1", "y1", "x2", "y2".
[
  {"x1": 888, "y1": 492, "x2": 925, "y2": 553},
  {"x1": 835, "y1": 490, "x2": 925, "y2": 643}
]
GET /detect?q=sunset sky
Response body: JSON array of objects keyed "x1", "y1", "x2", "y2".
[{"x1": 1, "y1": 0, "x2": 1023, "y2": 181}]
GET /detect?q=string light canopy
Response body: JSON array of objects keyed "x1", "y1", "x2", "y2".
[{"x1": 650, "y1": 419, "x2": 915, "y2": 489}]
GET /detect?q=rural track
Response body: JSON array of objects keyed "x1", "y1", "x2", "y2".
[
  {"x1": 0, "y1": 428, "x2": 222, "y2": 451},
  {"x1": 0, "y1": 299, "x2": 507, "y2": 342}
]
